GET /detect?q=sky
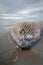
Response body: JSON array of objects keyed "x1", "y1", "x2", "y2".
[{"x1": 0, "y1": 0, "x2": 43, "y2": 22}]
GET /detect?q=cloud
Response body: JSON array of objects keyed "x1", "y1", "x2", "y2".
[
  {"x1": 0, "y1": 7, "x2": 43, "y2": 20},
  {"x1": 0, "y1": 0, "x2": 43, "y2": 21},
  {"x1": 0, "y1": 13, "x2": 38, "y2": 20},
  {"x1": 0, "y1": 14, "x2": 23, "y2": 20},
  {"x1": 17, "y1": 10, "x2": 30, "y2": 14},
  {"x1": 23, "y1": 14, "x2": 38, "y2": 18},
  {"x1": 0, "y1": 14, "x2": 19, "y2": 17},
  {"x1": 17, "y1": 7, "x2": 43, "y2": 15},
  {"x1": 0, "y1": 17, "x2": 23, "y2": 20},
  {"x1": 0, "y1": 0, "x2": 43, "y2": 14}
]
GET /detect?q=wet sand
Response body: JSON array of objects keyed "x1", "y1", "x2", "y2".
[{"x1": 0, "y1": 23, "x2": 43, "y2": 65}]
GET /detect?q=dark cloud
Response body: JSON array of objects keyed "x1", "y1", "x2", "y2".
[{"x1": 0, "y1": 0, "x2": 43, "y2": 11}]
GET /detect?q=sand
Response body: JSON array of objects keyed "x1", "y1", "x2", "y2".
[{"x1": 0, "y1": 22, "x2": 43, "y2": 65}]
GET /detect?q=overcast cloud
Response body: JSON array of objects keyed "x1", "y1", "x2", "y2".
[{"x1": 0, "y1": 0, "x2": 43, "y2": 21}]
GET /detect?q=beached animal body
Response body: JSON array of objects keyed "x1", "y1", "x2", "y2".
[
  {"x1": 11, "y1": 22, "x2": 41, "y2": 48},
  {"x1": 13, "y1": 22, "x2": 38, "y2": 38}
]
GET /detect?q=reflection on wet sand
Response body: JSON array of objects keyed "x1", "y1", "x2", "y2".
[{"x1": 9, "y1": 46, "x2": 42, "y2": 64}]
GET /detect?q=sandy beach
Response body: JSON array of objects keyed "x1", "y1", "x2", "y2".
[{"x1": 0, "y1": 22, "x2": 43, "y2": 65}]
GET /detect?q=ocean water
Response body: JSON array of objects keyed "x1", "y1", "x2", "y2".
[{"x1": 0, "y1": 19, "x2": 17, "y2": 37}]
